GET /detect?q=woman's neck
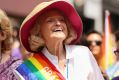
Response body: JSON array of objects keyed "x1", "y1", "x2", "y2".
[
  {"x1": 46, "y1": 40, "x2": 66, "y2": 60},
  {"x1": 45, "y1": 40, "x2": 67, "y2": 72}
]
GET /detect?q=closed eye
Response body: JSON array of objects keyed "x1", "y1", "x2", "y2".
[
  {"x1": 59, "y1": 18, "x2": 65, "y2": 22},
  {"x1": 46, "y1": 19, "x2": 53, "y2": 23}
]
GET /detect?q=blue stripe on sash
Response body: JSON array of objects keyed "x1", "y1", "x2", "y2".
[{"x1": 16, "y1": 64, "x2": 38, "y2": 80}]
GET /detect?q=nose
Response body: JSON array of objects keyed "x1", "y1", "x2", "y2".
[
  {"x1": 55, "y1": 20, "x2": 61, "y2": 26},
  {"x1": 91, "y1": 41, "x2": 96, "y2": 46}
]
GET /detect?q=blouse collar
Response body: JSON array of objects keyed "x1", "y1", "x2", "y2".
[{"x1": 41, "y1": 45, "x2": 74, "y2": 65}]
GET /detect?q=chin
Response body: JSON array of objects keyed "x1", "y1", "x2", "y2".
[
  {"x1": 93, "y1": 52, "x2": 100, "y2": 55},
  {"x1": 54, "y1": 36, "x2": 66, "y2": 40},
  {"x1": 51, "y1": 33, "x2": 67, "y2": 39}
]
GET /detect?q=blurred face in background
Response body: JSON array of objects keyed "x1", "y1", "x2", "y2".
[
  {"x1": 86, "y1": 33, "x2": 102, "y2": 56},
  {"x1": 114, "y1": 41, "x2": 119, "y2": 61}
]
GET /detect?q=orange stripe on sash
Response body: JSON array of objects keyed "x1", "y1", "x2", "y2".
[{"x1": 34, "y1": 52, "x2": 65, "y2": 80}]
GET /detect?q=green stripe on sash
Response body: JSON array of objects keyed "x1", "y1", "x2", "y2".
[
  {"x1": 24, "y1": 60, "x2": 46, "y2": 80},
  {"x1": 28, "y1": 57, "x2": 51, "y2": 79}
]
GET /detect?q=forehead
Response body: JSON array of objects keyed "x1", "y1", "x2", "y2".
[
  {"x1": 40, "y1": 9, "x2": 65, "y2": 19},
  {"x1": 87, "y1": 33, "x2": 102, "y2": 40}
]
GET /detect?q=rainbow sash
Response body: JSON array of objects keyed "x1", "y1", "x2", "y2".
[{"x1": 16, "y1": 52, "x2": 65, "y2": 80}]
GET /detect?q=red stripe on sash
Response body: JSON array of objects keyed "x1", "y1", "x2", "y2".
[{"x1": 34, "y1": 52, "x2": 65, "y2": 80}]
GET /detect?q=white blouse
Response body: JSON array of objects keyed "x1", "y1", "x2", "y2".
[{"x1": 42, "y1": 45, "x2": 104, "y2": 80}]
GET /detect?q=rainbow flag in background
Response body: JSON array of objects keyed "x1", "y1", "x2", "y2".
[
  {"x1": 16, "y1": 52, "x2": 65, "y2": 80},
  {"x1": 101, "y1": 10, "x2": 114, "y2": 71}
]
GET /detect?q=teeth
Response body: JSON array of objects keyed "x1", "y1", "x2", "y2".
[{"x1": 53, "y1": 28, "x2": 63, "y2": 32}]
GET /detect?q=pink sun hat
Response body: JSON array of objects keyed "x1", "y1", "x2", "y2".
[{"x1": 20, "y1": 0, "x2": 83, "y2": 52}]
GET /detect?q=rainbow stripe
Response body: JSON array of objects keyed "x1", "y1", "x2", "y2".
[
  {"x1": 16, "y1": 52, "x2": 65, "y2": 80},
  {"x1": 107, "y1": 63, "x2": 119, "y2": 79},
  {"x1": 101, "y1": 10, "x2": 114, "y2": 71}
]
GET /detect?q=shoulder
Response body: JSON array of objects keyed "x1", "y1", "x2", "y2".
[
  {"x1": 66, "y1": 45, "x2": 91, "y2": 55},
  {"x1": 66, "y1": 45, "x2": 93, "y2": 61},
  {"x1": 10, "y1": 56, "x2": 23, "y2": 69},
  {"x1": 66, "y1": 44, "x2": 89, "y2": 49},
  {"x1": 66, "y1": 45, "x2": 89, "y2": 50}
]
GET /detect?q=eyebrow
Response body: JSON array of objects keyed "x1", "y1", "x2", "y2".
[{"x1": 46, "y1": 15, "x2": 64, "y2": 19}]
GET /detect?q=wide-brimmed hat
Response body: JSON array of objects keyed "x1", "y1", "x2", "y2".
[{"x1": 20, "y1": 0, "x2": 83, "y2": 52}]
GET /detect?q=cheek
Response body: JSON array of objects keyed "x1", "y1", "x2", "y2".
[
  {"x1": 41, "y1": 29, "x2": 48, "y2": 37},
  {"x1": 40, "y1": 26, "x2": 51, "y2": 38},
  {"x1": 90, "y1": 46, "x2": 100, "y2": 51},
  {"x1": 40, "y1": 24, "x2": 49, "y2": 33},
  {"x1": 64, "y1": 25, "x2": 68, "y2": 36}
]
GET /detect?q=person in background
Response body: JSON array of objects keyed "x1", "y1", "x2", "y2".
[
  {"x1": 11, "y1": 26, "x2": 31, "y2": 60},
  {"x1": 109, "y1": 31, "x2": 119, "y2": 80},
  {"x1": 77, "y1": 34, "x2": 87, "y2": 46},
  {"x1": 15, "y1": 0, "x2": 104, "y2": 80},
  {"x1": 86, "y1": 30, "x2": 109, "y2": 80},
  {"x1": 12, "y1": 42, "x2": 31, "y2": 60},
  {"x1": 11, "y1": 26, "x2": 22, "y2": 58},
  {"x1": 114, "y1": 31, "x2": 119, "y2": 63},
  {"x1": 0, "y1": 9, "x2": 22, "y2": 80},
  {"x1": 86, "y1": 30, "x2": 102, "y2": 65},
  {"x1": 12, "y1": 26, "x2": 20, "y2": 49}
]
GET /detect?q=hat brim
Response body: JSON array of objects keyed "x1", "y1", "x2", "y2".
[{"x1": 20, "y1": 0, "x2": 83, "y2": 52}]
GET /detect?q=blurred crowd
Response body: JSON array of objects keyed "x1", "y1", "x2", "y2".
[{"x1": 0, "y1": 3, "x2": 119, "y2": 80}]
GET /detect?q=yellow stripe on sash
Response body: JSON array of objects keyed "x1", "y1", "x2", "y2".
[{"x1": 28, "y1": 57, "x2": 53, "y2": 79}]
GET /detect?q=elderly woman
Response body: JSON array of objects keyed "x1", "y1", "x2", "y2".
[
  {"x1": 16, "y1": 0, "x2": 104, "y2": 80},
  {"x1": 0, "y1": 9, "x2": 22, "y2": 80}
]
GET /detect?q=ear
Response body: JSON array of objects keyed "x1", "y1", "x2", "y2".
[
  {"x1": 0, "y1": 31, "x2": 7, "y2": 41},
  {"x1": 28, "y1": 35, "x2": 45, "y2": 51}
]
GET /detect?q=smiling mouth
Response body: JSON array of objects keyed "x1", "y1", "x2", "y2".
[{"x1": 52, "y1": 28, "x2": 63, "y2": 32}]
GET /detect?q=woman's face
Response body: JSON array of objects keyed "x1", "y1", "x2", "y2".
[
  {"x1": 86, "y1": 33, "x2": 102, "y2": 55},
  {"x1": 39, "y1": 10, "x2": 68, "y2": 42}
]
